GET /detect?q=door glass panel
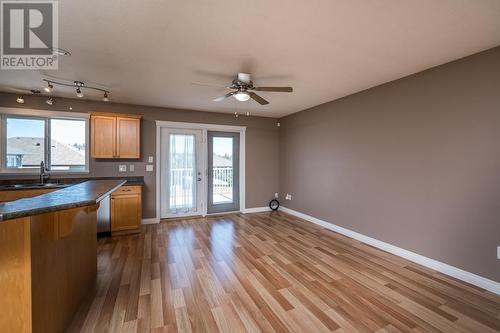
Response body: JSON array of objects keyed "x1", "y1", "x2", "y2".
[
  {"x1": 212, "y1": 137, "x2": 233, "y2": 204},
  {"x1": 169, "y1": 134, "x2": 196, "y2": 213}
]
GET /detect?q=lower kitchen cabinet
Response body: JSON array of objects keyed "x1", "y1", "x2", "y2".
[
  {"x1": 111, "y1": 185, "x2": 142, "y2": 232},
  {"x1": 0, "y1": 189, "x2": 55, "y2": 202}
]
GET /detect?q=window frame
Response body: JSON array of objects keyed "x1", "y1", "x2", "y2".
[{"x1": 0, "y1": 107, "x2": 90, "y2": 175}]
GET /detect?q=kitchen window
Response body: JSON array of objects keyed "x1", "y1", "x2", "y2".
[{"x1": 1, "y1": 111, "x2": 89, "y2": 173}]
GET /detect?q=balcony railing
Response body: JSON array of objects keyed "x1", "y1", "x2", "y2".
[{"x1": 169, "y1": 166, "x2": 234, "y2": 208}]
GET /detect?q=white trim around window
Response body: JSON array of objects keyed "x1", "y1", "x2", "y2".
[{"x1": 0, "y1": 107, "x2": 90, "y2": 175}]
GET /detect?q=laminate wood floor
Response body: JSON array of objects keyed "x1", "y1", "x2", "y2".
[{"x1": 69, "y1": 212, "x2": 500, "y2": 333}]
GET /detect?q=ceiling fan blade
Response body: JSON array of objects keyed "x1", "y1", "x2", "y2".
[
  {"x1": 253, "y1": 86, "x2": 293, "y2": 92},
  {"x1": 213, "y1": 91, "x2": 236, "y2": 102},
  {"x1": 249, "y1": 92, "x2": 269, "y2": 105}
]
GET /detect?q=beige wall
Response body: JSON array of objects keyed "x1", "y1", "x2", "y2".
[
  {"x1": 279, "y1": 46, "x2": 500, "y2": 282},
  {"x1": 0, "y1": 93, "x2": 280, "y2": 218}
]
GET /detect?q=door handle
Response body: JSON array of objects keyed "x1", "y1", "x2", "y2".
[{"x1": 197, "y1": 178, "x2": 202, "y2": 181}]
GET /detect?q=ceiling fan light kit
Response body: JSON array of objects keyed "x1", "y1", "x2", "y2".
[
  {"x1": 210, "y1": 73, "x2": 293, "y2": 106},
  {"x1": 234, "y1": 91, "x2": 250, "y2": 102}
]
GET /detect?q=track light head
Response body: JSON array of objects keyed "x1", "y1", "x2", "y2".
[
  {"x1": 103, "y1": 92, "x2": 109, "y2": 102},
  {"x1": 45, "y1": 97, "x2": 55, "y2": 105},
  {"x1": 76, "y1": 87, "x2": 84, "y2": 98},
  {"x1": 44, "y1": 82, "x2": 53, "y2": 93},
  {"x1": 16, "y1": 96, "x2": 25, "y2": 104}
]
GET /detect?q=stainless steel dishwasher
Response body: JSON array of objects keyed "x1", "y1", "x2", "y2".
[{"x1": 96, "y1": 195, "x2": 111, "y2": 237}]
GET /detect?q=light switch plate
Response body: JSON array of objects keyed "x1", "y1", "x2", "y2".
[
  {"x1": 118, "y1": 165, "x2": 127, "y2": 172},
  {"x1": 497, "y1": 246, "x2": 500, "y2": 260},
  {"x1": 129, "y1": 164, "x2": 135, "y2": 172},
  {"x1": 146, "y1": 164, "x2": 154, "y2": 172},
  {"x1": 148, "y1": 156, "x2": 154, "y2": 163}
]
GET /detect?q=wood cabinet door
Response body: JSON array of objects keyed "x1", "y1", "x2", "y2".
[
  {"x1": 116, "y1": 117, "x2": 140, "y2": 158},
  {"x1": 0, "y1": 189, "x2": 55, "y2": 202},
  {"x1": 111, "y1": 194, "x2": 141, "y2": 231},
  {"x1": 91, "y1": 116, "x2": 116, "y2": 158}
]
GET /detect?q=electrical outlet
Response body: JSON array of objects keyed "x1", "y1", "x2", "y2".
[
  {"x1": 274, "y1": 192, "x2": 279, "y2": 199},
  {"x1": 497, "y1": 246, "x2": 500, "y2": 260},
  {"x1": 129, "y1": 164, "x2": 135, "y2": 172},
  {"x1": 118, "y1": 165, "x2": 127, "y2": 172},
  {"x1": 285, "y1": 194, "x2": 292, "y2": 200},
  {"x1": 148, "y1": 156, "x2": 154, "y2": 163},
  {"x1": 146, "y1": 164, "x2": 154, "y2": 172}
]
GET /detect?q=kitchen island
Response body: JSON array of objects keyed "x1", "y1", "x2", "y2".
[{"x1": 0, "y1": 179, "x2": 125, "y2": 333}]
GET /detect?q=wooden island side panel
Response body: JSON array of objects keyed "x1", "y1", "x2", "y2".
[
  {"x1": 0, "y1": 217, "x2": 32, "y2": 333},
  {"x1": 0, "y1": 205, "x2": 99, "y2": 333}
]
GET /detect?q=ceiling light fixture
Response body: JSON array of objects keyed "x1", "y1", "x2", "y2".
[
  {"x1": 45, "y1": 97, "x2": 55, "y2": 105},
  {"x1": 16, "y1": 96, "x2": 25, "y2": 104},
  {"x1": 42, "y1": 79, "x2": 109, "y2": 101},
  {"x1": 234, "y1": 91, "x2": 250, "y2": 102},
  {"x1": 44, "y1": 82, "x2": 53, "y2": 93}
]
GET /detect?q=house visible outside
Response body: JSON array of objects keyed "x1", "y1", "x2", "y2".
[{"x1": 7, "y1": 137, "x2": 85, "y2": 170}]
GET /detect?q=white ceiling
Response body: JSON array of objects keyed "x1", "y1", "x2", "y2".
[{"x1": 1, "y1": 0, "x2": 500, "y2": 117}]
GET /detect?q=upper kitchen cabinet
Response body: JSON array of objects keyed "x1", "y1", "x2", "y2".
[{"x1": 91, "y1": 113, "x2": 141, "y2": 159}]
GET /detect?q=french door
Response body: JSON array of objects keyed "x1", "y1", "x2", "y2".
[
  {"x1": 160, "y1": 128, "x2": 203, "y2": 218},
  {"x1": 207, "y1": 131, "x2": 240, "y2": 214}
]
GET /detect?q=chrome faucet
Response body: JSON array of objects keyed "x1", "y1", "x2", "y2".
[{"x1": 40, "y1": 161, "x2": 49, "y2": 184}]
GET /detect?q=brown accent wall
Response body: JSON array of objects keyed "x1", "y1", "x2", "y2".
[
  {"x1": 279, "y1": 46, "x2": 500, "y2": 282},
  {"x1": 0, "y1": 94, "x2": 280, "y2": 218}
]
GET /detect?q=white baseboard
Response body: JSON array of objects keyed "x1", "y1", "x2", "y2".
[
  {"x1": 280, "y1": 206, "x2": 500, "y2": 295},
  {"x1": 141, "y1": 217, "x2": 160, "y2": 225},
  {"x1": 242, "y1": 206, "x2": 271, "y2": 214}
]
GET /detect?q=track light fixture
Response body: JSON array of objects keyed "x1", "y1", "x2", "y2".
[
  {"x1": 44, "y1": 82, "x2": 53, "y2": 93},
  {"x1": 42, "y1": 79, "x2": 110, "y2": 102},
  {"x1": 16, "y1": 96, "x2": 25, "y2": 104},
  {"x1": 45, "y1": 97, "x2": 55, "y2": 105},
  {"x1": 76, "y1": 87, "x2": 84, "y2": 98}
]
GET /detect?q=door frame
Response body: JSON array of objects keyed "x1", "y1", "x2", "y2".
[
  {"x1": 207, "y1": 131, "x2": 240, "y2": 214},
  {"x1": 156, "y1": 121, "x2": 246, "y2": 218}
]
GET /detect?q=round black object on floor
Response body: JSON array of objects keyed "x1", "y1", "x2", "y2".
[{"x1": 269, "y1": 199, "x2": 280, "y2": 211}]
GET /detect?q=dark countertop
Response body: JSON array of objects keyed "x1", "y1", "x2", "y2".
[
  {"x1": 0, "y1": 176, "x2": 144, "y2": 191},
  {"x1": 0, "y1": 179, "x2": 126, "y2": 221}
]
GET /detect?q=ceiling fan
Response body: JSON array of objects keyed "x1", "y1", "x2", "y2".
[{"x1": 211, "y1": 73, "x2": 293, "y2": 105}]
